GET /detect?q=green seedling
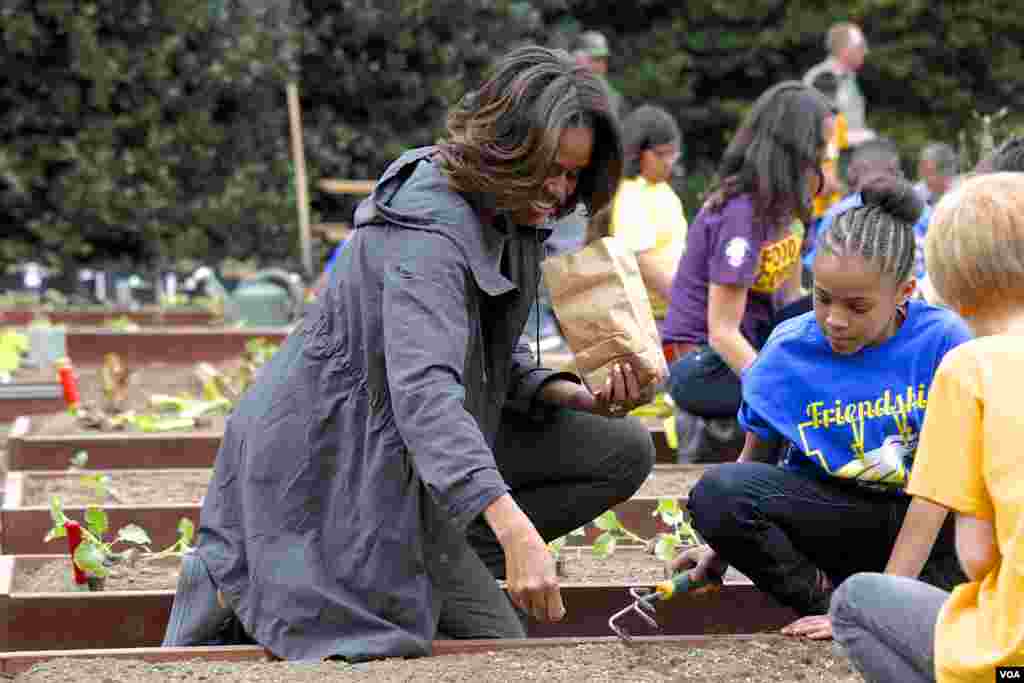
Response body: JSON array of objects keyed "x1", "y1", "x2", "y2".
[
  {"x1": 149, "y1": 394, "x2": 231, "y2": 420},
  {"x1": 591, "y1": 497, "x2": 701, "y2": 563},
  {"x1": 547, "y1": 526, "x2": 586, "y2": 559},
  {"x1": 149, "y1": 518, "x2": 196, "y2": 559},
  {"x1": 244, "y1": 337, "x2": 279, "y2": 366},
  {"x1": 68, "y1": 451, "x2": 124, "y2": 503},
  {"x1": 650, "y1": 497, "x2": 700, "y2": 563},
  {"x1": 0, "y1": 329, "x2": 28, "y2": 379},
  {"x1": 45, "y1": 495, "x2": 152, "y2": 579},
  {"x1": 122, "y1": 412, "x2": 198, "y2": 433},
  {"x1": 592, "y1": 510, "x2": 649, "y2": 559}
]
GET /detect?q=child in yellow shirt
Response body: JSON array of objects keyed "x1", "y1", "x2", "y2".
[
  {"x1": 831, "y1": 173, "x2": 1024, "y2": 682},
  {"x1": 608, "y1": 105, "x2": 688, "y2": 320}
]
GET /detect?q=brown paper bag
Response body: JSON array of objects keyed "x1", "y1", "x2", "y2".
[{"x1": 541, "y1": 237, "x2": 667, "y2": 393}]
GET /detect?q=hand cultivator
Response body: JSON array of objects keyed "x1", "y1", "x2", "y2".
[{"x1": 608, "y1": 571, "x2": 717, "y2": 643}]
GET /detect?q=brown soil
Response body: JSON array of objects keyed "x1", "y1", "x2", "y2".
[
  {"x1": 21, "y1": 470, "x2": 211, "y2": 506},
  {"x1": 13, "y1": 638, "x2": 862, "y2": 682},
  {"x1": 10, "y1": 366, "x2": 55, "y2": 384},
  {"x1": 23, "y1": 468, "x2": 695, "y2": 508},
  {"x1": 634, "y1": 467, "x2": 710, "y2": 498},
  {"x1": 29, "y1": 362, "x2": 235, "y2": 436},
  {"x1": 17, "y1": 549, "x2": 684, "y2": 594},
  {"x1": 15, "y1": 554, "x2": 186, "y2": 593}
]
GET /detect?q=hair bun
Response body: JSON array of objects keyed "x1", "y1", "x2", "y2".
[{"x1": 858, "y1": 175, "x2": 924, "y2": 225}]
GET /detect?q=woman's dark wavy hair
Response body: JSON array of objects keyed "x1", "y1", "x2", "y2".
[
  {"x1": 818, "y1": 175, "x2": 924, "y2": 284},
  {"x1": 437, "y1": 45, "x2": 623, "y2": 219},
  {"x1": 707, "y1": 81, "x2": 831, "y2": 231},
  {"x1": 622, "y1": 105, "x2": 681, "y2": 178}
]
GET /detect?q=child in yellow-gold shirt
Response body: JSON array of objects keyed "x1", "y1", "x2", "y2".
[{"x1": 831, "y1": 173, "x2": 1024, "y2": 682}]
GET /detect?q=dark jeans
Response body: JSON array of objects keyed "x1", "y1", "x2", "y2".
[
  {"x1": 467, "y1": 406, "x2": 656, "y2": 580},
  {"x1": 688, "y1": 463, "x2": 965, "y2": 615},
  {"x1": 166, "y1": 407, "x2": 654, "y2": 649},
  {"x1": 667, "y1": 295, "x2": 813, "y2": 419}
]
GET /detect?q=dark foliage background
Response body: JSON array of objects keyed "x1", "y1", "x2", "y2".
[{"x1": 2, "y1": 0, "x2": 1021, "y2": 276}]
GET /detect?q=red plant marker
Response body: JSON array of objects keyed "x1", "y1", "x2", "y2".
[
  {"x1": 56, "y1": 357, "x2": 80, "y2": 414},
  {"x1": 64, "y1": 520, "x2": 88, "y2": 585}
]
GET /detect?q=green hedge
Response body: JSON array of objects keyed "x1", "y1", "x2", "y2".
[{"x1": 2, "y1": 1, "x2": 1022, "y2": 274}]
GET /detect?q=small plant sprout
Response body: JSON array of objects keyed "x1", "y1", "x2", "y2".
[
  {"x1": 591, "y1": 498, "x2": 701, "y2": 562},
  {"x1": 67, "y1": 451, "x2": 123, "y2": 503},
  {"x1": 592, "y1": 510, "x2": 649, "y2": 558},
  {"x1": 547, "y1": 527, "x2": 586, "y2": 559},
  {"x1": 651, "y1": 497, "x2": 700, "y2": 563},
  {"x1": 45, "y1": 495, "x2": 152, "y2": 584},
  {"x1": 150, "y1": 518, "x2": 196, "y2": 559},
  {"x1": 0, "y1": 329, "x2": 28, "y2": 381}
]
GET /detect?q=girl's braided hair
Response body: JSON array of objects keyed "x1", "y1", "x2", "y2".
[{"x1": 818, "y1": 175, "x2": 925, "y2": 283}]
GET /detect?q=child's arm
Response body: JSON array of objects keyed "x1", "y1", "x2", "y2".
[
  {"x1": 956, "y1": 513, "x2": 999, "y2": 581},
  {"x1": 737, "y1": 431, "x2": 781, "y2": 464},
  {"x1": 885, "y1": 496, "x2": 951, "y2": 577}
]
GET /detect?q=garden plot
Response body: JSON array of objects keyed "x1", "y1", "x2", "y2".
[
  {"x1": 4, "y1": 349, "x2": 270, "y2": 471},
  {"x1": 3, "y1": 464, "x2": 701, "y2": 555},
  {"x1": 0, "y1": 305, "x2": 217, "y2": 327},
  {"x1": 0, "y1": 550, "x2": 799, "y2": 651},
  {"x1": 3, "y1": 636, "x2": 862, "y2": 682},
  {"x1": 64, "y1": 327, "x2": 289, "y2": 365}
]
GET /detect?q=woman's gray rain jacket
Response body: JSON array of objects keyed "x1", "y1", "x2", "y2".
[{"x1": 196, "y1": 147, "x2": 578, "y2": 660}]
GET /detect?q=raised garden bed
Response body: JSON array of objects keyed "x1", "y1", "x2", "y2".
[
  {"x1": 1, "y1": 469, "x2": 208, "y2": 554},
  {"x1": 0, "y1": 636, "x2": 860, "y2": 681},
  {"x1": 5, "y1": 415, "x2": 223, "y2": 473},
  {"x1": 0, "y1": 367, "x2": 62, "y2": 423},
  {"x1": 64, "y1": 327, "x2": 290, "y2": 365},
  {"x1": 0, "y1": 306, "x2": 217, "y2": 327},
  {"x1": 2, "y1": 465, "x2": 705, "y2": 554},
  {"x1": 0, "y1": 550, "x2": 799, "y2": 651},
  {"x1": 6, "y1": 412, "x2": 681, "y2": 471}
]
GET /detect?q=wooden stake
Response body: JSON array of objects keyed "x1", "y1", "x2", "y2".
[{"x1": 286, "y1": 81, "x2": 312, "y2": 279}]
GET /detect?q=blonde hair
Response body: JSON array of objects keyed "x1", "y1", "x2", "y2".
[{"x1": 926, "y1": 172, "x2": 1024, "y2": 315}]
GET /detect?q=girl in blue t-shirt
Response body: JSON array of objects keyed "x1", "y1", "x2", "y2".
[{"x1": 672, "y1": 177, "x2": 972, "y2": 640}]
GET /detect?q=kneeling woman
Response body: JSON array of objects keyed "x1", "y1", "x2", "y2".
[
  {"x1": 162, "y1": 46, "x2": 658, "y2": 661},
  {"x1": 674, "y1": 178, "x2": 972, "y2": 638}
]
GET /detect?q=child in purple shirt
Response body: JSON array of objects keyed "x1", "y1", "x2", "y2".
[{"x1": 664, "y1": 81, "x2": 832, "y2": 421}]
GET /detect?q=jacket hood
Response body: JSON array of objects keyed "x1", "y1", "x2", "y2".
[{"x1": 354, "y1": 146, "x2": 551, "y2": 297}]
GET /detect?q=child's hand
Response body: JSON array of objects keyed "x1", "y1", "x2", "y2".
[{"x1": 670, "y1": 544, "x2": 728, "y2": 584}]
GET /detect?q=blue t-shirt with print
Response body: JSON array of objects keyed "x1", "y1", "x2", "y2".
[
  {"x1": 738, "y1": 299, "x2": 972, "y2": 493},
  {"x1": 804, "y1": 193, "x2": 932, "y2": 280}
]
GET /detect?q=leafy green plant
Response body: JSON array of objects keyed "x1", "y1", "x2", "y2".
[
  {"x1": 547, "y1": 527, "x2": 586, "y2": 560},
  {"x1": 650, "y1": 498, "x2": 700, "y2": 562},
  {"x1": 195, "y1": 338, "x2": 279, "y2": 404},
  {"x1": 591, "y1": 510, "x2": 650, "y2": 559},
  {"x1": 592, "y1": 497, "x2": 701, "y2": 563},
  {"x1": 0, "y1": 329, "x2": 28, "y2": 379},
  {"x1": 45, "y1": 495, "x2": 152, "y2": 580},
  {"x1": 149, "y1": 518, "x2": 196, "y2": 559}
]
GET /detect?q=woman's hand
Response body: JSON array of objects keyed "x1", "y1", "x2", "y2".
[
  {"x1": 669, "y1": 544, "x2": 728, "y2": 584},
  {"x1": 501, "y1": 526, "x2": 565, "y2": 623},
  {"x1": 541, "y1": 362, "x2": 662, "y2": 418},
  {"x1": 486, "y1": 495, "x2": 565, "y2": 623}
]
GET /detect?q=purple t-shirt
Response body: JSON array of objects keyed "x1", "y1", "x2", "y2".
[{"x1": 662, "y1": 194, "x2": 802, "y2": 347}]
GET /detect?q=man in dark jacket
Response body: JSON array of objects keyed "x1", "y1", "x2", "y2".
[{"x1": 162, "y1": 45, "x2": 658, "y2": 661}]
